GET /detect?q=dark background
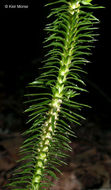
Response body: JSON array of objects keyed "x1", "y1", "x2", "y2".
[{"x1": 0, "y1": 0, "x2": 111, "y2": 189}]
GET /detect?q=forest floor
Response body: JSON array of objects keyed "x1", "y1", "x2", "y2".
[{"x1": 0, "y1": 92, "x2": 111, "y2": 190}]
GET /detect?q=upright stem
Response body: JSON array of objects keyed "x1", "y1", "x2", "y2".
[{"x1": 31, "y1": 2, "x2": 80, "y2": 189}]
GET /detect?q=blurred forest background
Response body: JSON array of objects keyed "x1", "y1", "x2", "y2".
[{"x1": 0, "y1": 0, "x2": 111, "y2": 189}]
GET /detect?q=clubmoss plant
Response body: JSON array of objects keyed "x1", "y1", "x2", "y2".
[{"x1": 9, "y1": 0, "x2": 103, "y2": 189}]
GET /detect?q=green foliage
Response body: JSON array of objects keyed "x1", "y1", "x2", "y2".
[{"x1": 8, "y1": 0, "x2": 103, "y2": 189}]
